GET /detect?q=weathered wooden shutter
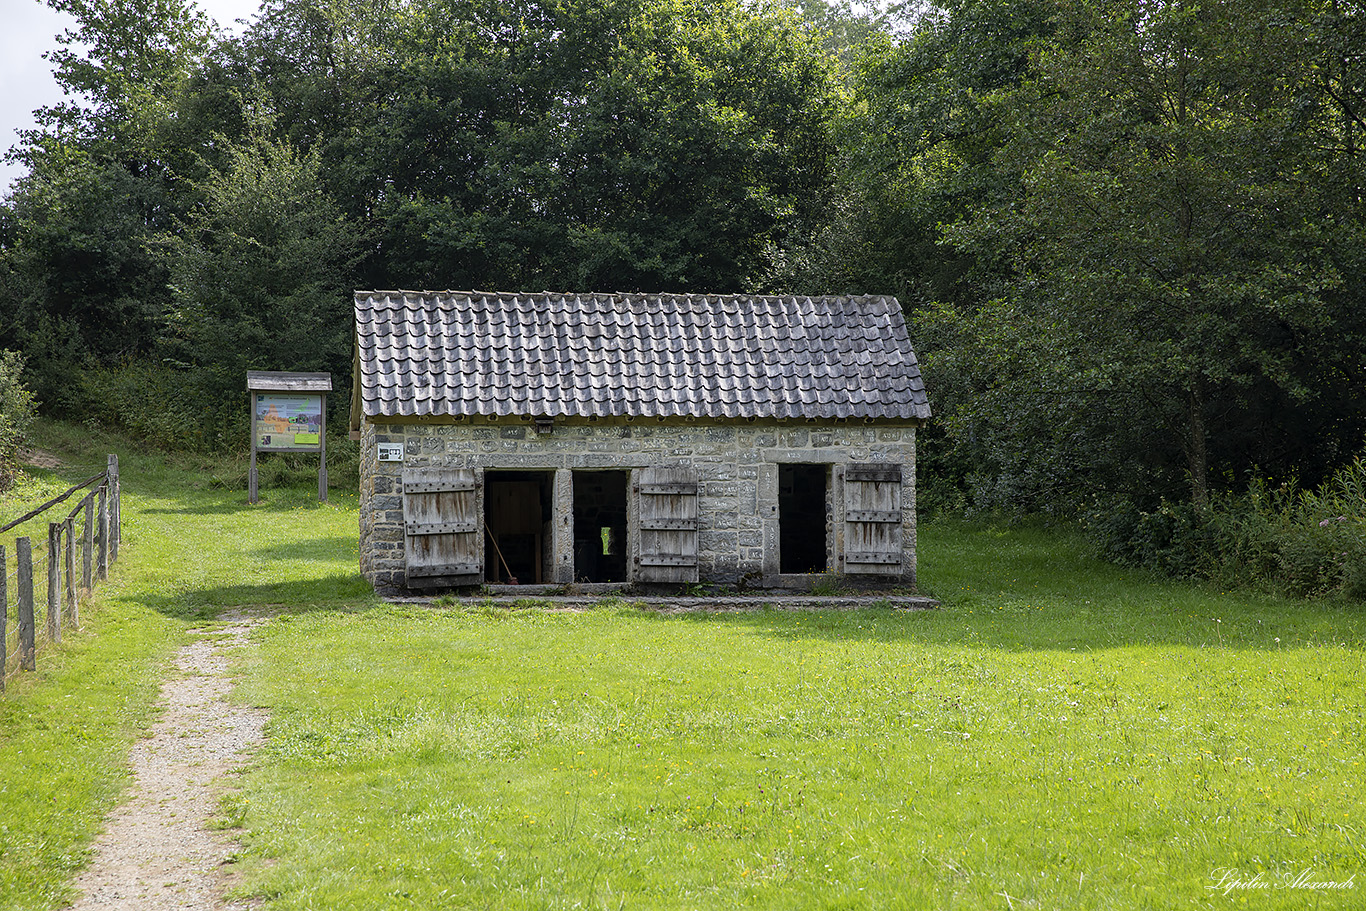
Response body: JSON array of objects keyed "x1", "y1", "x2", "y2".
[
  {"x1": 635, "y1": 466, "x2": 699, "y2": 583},
  {"x1": 403, "y1": 468, "x2": 484, "y2": 585},
  {"x1": 844, "y1": 463, "x2": 902, "y2": 574}
]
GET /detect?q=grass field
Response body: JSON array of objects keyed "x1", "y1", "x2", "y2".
[
  {"x1": 236, "y1": 555, "x2": 1365, "y2": 909},
  {"x1": 0, "y1": 425, "x2": 372, "y2": 910},
  {"x1": 2, "y1": 423, "x2": 1363, "y2": 909}
]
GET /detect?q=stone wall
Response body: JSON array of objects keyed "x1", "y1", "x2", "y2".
[{"x1": 358, "y1": 416, "x2": 918, "y2": 589}]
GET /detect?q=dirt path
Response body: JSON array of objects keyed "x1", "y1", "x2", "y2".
[
  {"x1": 19, "y1": 447, "x2": 64, "y2": 470},
  {"x1": 67, "y1": 614, "x2": 267, "y2": 911}
]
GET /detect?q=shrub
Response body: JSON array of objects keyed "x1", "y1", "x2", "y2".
[
  {"x1": 76, "y1": 358, "x2": 360, "y2": 494},
  {"x1": 1203, "y1": 476, "x2": 1285, "y2": 585},
  {"x1": 1087, "y1": 497, "x2": 1215, "y2": 579},
  {"x1": 78, "y1": 360, "x2": 246, "y2": 453},
  {"x1": 1208, "y1": 463, "x2": 1366, "y2": 599},
  {"x1": 0, "y1": 350, "x2": 38, "y2": 491},
  {"x1": 1092, "y1": 458, "x2": 1366, "y2": 599}
]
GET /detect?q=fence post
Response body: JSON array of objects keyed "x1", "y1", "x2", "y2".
[
  {"x1": 17, "y1": 537, "x2": 35, "y2": 672},
  {"x1": 65, "y1": 516, "x2": 78, "y2": 630},
  {"x1": 318, "y1": 406, "x2": 328, "y2": 503},
  {"x1": 97, "y1": 484, "x2": 109, "y2": 582},
  {"x1": 108, "y1": 454, "x2": 120, "y2": 562},
  {"x1": 47, "y1": 523, "x2": 61, "y2": 645},
  {"x1": 1, "y1": 543, "x2": 7, "y2": 692},
  {"x1": 83, "y1": 496, "x2": 94, "y2": 590}
]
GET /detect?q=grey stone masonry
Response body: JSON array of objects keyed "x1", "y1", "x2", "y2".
[{"x1": 359, "y1": 415, "x2": 918, "y2": 590}]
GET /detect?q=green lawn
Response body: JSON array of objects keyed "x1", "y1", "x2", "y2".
[
  {"x1": 237, "y1": 565, "x2": 1364, "y2": 909},
  {"x1": 0, "y1": 424, "x2": 373, "y2": 910},
  {"x1": 2, "y1": 424, "x2": 1363, "y2": 909}
]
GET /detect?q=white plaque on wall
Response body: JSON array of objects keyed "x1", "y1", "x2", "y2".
[{"x1": 377, "y1": 442, "x2": 405, "y2": 462}]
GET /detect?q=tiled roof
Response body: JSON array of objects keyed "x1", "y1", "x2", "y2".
[{"x1": 353, "y1": 291, "x2": 932, "y2": 421}]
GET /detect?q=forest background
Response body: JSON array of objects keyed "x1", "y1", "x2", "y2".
[{"x1": 1, "y1": 0, "x2": 1364, "y2": 595}]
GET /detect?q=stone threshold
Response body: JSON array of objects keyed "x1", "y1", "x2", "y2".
[{"x1": 383, "y1": 588, "x2": 938, "y2": 611}]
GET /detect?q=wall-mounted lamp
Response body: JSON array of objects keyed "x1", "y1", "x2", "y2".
[{"x1": 535, "y1": 416, "x2": 555, "y2": 434}]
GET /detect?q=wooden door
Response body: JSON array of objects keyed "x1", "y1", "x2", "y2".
[
  {"x1": 403, "y1": 468, "x2": 484, "y2": 585},
  {"x1": 844, "y1": 463, "x2": 902, "y2": 574},
  {"x1": 635, "y1": 466, "x2": 699, "y2": 583}
]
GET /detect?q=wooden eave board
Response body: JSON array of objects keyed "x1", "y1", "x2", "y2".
[{"x1": 247, "y1": 371, "x2": 334, "y2": 392}]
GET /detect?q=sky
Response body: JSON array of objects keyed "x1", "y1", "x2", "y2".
[{"x1": 0, "y1": 0, "x2": 265, "y2": 196}]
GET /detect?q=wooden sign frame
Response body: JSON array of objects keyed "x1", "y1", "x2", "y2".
[{"x1": 247, "y1": 371, "x2": 333, "y2": 504}]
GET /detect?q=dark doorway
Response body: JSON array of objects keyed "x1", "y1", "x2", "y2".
[
  {"x1": 573, "y1": 470, "x2": 629, "y2": 582},
  {"x1": 780, "y1": 464, "x2": 828, "y2": 574},
  {"x1": 485, "y1": 471, "x2": 554, "y2": 583}
]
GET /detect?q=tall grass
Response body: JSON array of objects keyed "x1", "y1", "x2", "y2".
[
  {"x1": 1210, "y1": 458, "x2": 1366, "y2": 599},
  {"x1": 0, "y1": 351, "x2": 38, "y2": 492},
  {"x1": 1093, "y1": 455, "x2": 1366, "y2": 599}
]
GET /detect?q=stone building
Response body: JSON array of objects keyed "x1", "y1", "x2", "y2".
[{"x1": 350, "y1": 291, "x2": 931, "y2": 591}]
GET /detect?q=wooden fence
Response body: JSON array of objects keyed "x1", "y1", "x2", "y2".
[{"x1": 1, "y1": 455, "x2": 121, "y2": 692}]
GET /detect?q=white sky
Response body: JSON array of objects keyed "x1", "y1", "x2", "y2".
[{"x1": 0, "y1": 0, "x2": 265, "y2": 196}]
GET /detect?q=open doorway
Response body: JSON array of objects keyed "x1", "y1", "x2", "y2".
[
  {"x1": 780, "y1": 463, "x2": 828, "y2": 574},
  {"x1": 573, "y1": 470, "x2": 629, "y2": 582},
  {"x1": 485, "y1": 471, "x2": 554, "y2": 583}
]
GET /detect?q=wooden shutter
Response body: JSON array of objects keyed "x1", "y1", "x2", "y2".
[
  {"x1": 403, "y1": 468, "x2": 484, "y2": 585},
  {"x1": 635, "y1": 466, "x2": 699, "y2": 583},
  {"x1": 844, "y1": 463, "x2": 902, "y2": 574}
]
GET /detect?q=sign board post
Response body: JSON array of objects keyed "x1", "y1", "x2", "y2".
[{"x1": 247, "y1": 371, "x2": 333, "y2": 504}]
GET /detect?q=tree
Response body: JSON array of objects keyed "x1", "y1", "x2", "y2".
[
  {"x1": 1, "y1": 0, "x2": 216, "y2": 409},
  {"x1": 0, "y1": 351, "x2": 38, "y2": 492},
  {"x1": 543, "y1": 0, "x2": 839, "y2": 291},
  {"x1": 1, "y1": 0, "x2": 843, "y2": 445},
  {"x1": 29, "y1": 0, "x2": 213, "y2": 155},
  {"x1": 829, "y1": 0, "x2": 1366, "y2": 515},
  {"x1": 794, "y1": 0, "x2": 1058, "y2": 509},
  {"x1": 3, "y1": 151, "x2": 172, "y2": 368},
  {"x1": 159, "y1": 119, "x2": 365, "y2": 415},
  {"x1": 961, "y1": 0, "x2": 1355, "y2": 511},
  {"x1": 224, "y1": 0, "x2": 840, "y2": 292},
  {"x1": 799, "y1": 0, "x2": 1052, "y2": 303}
]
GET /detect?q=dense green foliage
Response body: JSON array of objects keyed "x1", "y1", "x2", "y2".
[
  {"x1": 0, "y1": 351, "x2": 38, "y2": 491},
  {"x1": 1, "y1": 0, "x2": 1362, "y2": 587},
  {"x1": 2, "y1": 0, "x2": 839, "y2": 436},
  {"x1": 812, "y1": 0, "x2": 1365, "y2": 590},
  {"x1": 828, "y1": 0, "x2": 1366, "y2": 517},
  {"x1": 1098, "y1": 457, "x2": 1366, "y2": 600}
]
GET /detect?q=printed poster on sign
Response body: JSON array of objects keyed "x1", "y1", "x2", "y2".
[{"x1": 255, "y1": 393, "x2": 323, "y2": 451}]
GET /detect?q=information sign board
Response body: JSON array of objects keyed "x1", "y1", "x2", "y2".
[
  {"x1": 254, "y1": 393, "x2": 324, "y2": 451},
  {"x1": 246, "y1": 371, "x2": 332, "y2": 504}
]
